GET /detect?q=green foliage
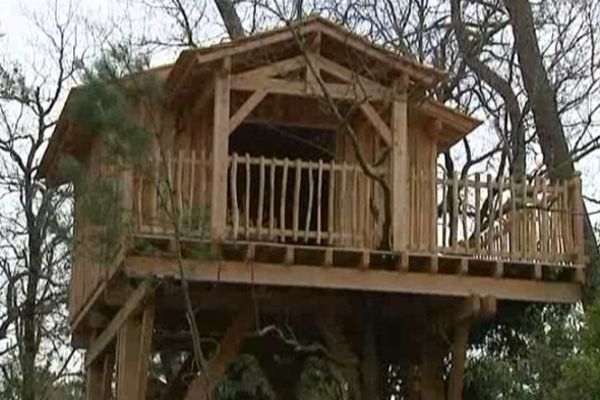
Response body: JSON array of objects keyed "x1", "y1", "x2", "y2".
[
  {"x1": 70, "y1": 44, "x2": 161, "y2": 167},
  {"x1": 296, "y1": 356, "x2": 344, "y2": 400},
  {"x1": 214, "y1": 354, "x2": 276, "y2": 400},
  {"x1": 465, "y1": 305, "x2": 579, "y2": 400}
]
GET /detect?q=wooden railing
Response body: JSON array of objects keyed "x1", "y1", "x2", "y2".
[
  {"x1": 133, "y1": 149, "x2": 212, "y2": 236},
  {"x1": 227, "y1": 153, "x2": 378, "y2": 248},
  {"x1": 410, "y1": 169, "x2": 585, "y2": 265},
  {"x1": 129, "y1": 150, "x2": 584, "y2": 266}
]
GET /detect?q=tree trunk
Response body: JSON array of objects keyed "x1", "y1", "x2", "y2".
[
  {"x1": 504, "y1": 0, "x2": 599, "y2": 299},
  {"x1": 214, "y1": 0, "x2": 245, "y2": 39}
]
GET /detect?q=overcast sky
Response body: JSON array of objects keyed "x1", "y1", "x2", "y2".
[{"x1": 1, "y1": 0, "x2": 599, "y2": 214}]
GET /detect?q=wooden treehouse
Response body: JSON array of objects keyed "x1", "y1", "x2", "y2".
[{"x1": 41, "y1": 18, "x2": 586, "y2": 400}]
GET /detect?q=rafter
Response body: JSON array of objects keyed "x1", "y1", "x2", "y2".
[{"x1": 229, "y1": 89, "x2": 268, "y2": 135}]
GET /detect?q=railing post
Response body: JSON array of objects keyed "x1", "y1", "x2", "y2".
[
  {"x1": 390, "y1": 74, "x2": 409, "y2": 251},
  {"x1": 210, "y1": 57, "x2": 231, "y2": 241},
  {"x1": 571, "y1": 172, "x2": 585, "y2": 265}
]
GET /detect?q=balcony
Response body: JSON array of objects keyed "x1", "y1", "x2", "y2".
[{"x1": 129, "y1": 149, "x2": 585, "y2": 274}]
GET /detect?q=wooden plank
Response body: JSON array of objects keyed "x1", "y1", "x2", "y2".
[
  {"x1": 510, "y1": 178, "x2": 517, "y2": 258},
  {"x1": 571, "y1": 173, "x2": 585, "y2": 264},
  {"x1": 391, "y1": 76, "x2": 409, "y2": 251},
  {"x1": 359, "y1": 102, "x2": 392, "y2": 146},
  {"x1": 452, "y1": 172, "x2": 459, "y2": 251},
  {"x1": 86, "y1": 352, "x2": 114, "y2": 400},
  {"x1": 462, "y1": 174, "x2": 469, "y2": 254},
  {"x1": 486, "y1": 175, "x2": 494, "y2": 254},
  {"x1": 230, "y1": 76, "x2": 390, "y2": 102},
  {"x1": 447, "y1": 321, "x2": 470, "y2": 400},
  {"x1": 116, "y1": 301, "x2": 155, "y2": 400},
  {"x1": 85, "y1": 280, "x2": 154, "y2": 368},
  {"x1": 244, "y1": 154, "x2": 251, "y2": 237},
  {"x1": 305, "y1": 163, "x2": 315, "y2": 242},
  {"x1": 316, "y1": 160, "x2": 323, "y2": 244},
  {"x1": 498, "y1": 176, "x2": 504, "y2": 255},
  {"x1": 293, "y1": 159, "x2": 302, "y2": 241},
  {"x1": 340, "y1": 162, "x2": 347, "y2": 244},
  {"x1": 232, "y1": 55, "x2": 306, "y2": 82},
  {"x1": 474, "y1": 173, "x2": 481, "y2": 253},
  {"x1": 269, "y1": 160, "x2": 276, "y2": 239},
  {"x1": 257, "y1": 156, "x2": 265, "y2": 239},
  {"x1": 210, "y1": 58, "x2": 231, "y2": 239},
  {"x1": 280, "y1": 158, "x2": 289, "y2": 241},
  {"x1": 230, "y1": 154, "x2": 239, "y2": 239},
  {"x1": 228, "y1": 89, "x2": 267, "y2": 134}
]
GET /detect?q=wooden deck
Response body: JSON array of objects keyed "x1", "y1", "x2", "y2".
[{"x1": 123, "y1": 236, "x2": 582, "y2": 303}]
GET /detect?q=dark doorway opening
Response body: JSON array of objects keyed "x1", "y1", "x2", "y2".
[{"x1": 228, "y1": 123, "x2": 336, "y2": 243}]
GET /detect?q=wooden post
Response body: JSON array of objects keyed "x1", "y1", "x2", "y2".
[
  {"x1": 116, "y1": 301, "x2": 155, "y2": 400},
  {"x1": 447, "y1": 321, "x2": 470, "y2": 400},
  {"x1": 571, "y1": 172, "x2": 585, "y2": 265},
  {"x1": 86, "y1": 352, "x2": 114, "y2": 400},
  {"x1": 210, "y1": 57, "x2": 231, "y2": 240},
  {"x1": 391, "y1": 74, "x2": 409, "y2": 251}
]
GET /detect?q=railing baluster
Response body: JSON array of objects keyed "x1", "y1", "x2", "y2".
[
  {"x1": 462, "y1": 173, "x2": 469, "y2": 254},
  {"x1": 486, "y1": 175, "x2": 494, "y2": 255},
  {"x1": 341, "y1": 162, "x2": 347, "y2": 244},
  {"x1": 497, "y1": 176, "x2": 504, "y2": 256},
  {"x1": 269, "y1": 159, "x2": 275, "y2": 239},
  {"x1": 316, "y1": 160, "x2": 323, "y2": 244},
  {"x1": 280, "y1": 158, "x2": 289, "y2": 242},
  {"x1": 230, "y1": 153, "x2": 239, "y2": 239},
  {"x1": 177, "y1": 150, "x2": 184, "y2": 226},
  {"x1": 540, "y1": 178, "x2": 548, "y2": 262},
  {"x1": 452, "y1": 171, "x2": 459, "y2": 252},
  {"x1": 441, "y1": 174, "x2": 448, "y2": 249},
  {"x1": 257, "y1": 156, "x2": 265, "y2": 239},
  {"x1": 189, "y1": 150, "x2": 196, "y2": 229},
  {"x1": 245, "y1": 154, "x2": 251, "y2": 238},
  {"x1": 522, "y1": 177, "x2": 528, "y2": 260},
  {"x1": 365, "y1": 175, "x2": 371, "y2": 248},
  {"x1": 510, "y1": 178, "x2": 517, "y2": 259},
  {"x1": 293, "y1": 159, "x2": 302, "y2": 241},
  {"x1": 532, "y1": 177, "x2": 540, "y2": 260},
  {"x1": 352, "y1": 167, "x2": 359, "y2": 247},
  {"x1": 305, "y1": 162, "x2": 314, "y2": 242},
  {"x1": 474, "y1": 173, "x2": 481, "y2": 255},
  {"x1": 328, "y1": 160, "x2": 335, "y2": 245}
]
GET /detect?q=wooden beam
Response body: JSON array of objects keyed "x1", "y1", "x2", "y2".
[
  {"x1": 391, "y1": 74, "x2": 409, "y2": 251},
  {"x1": 359, "y1": 102, "x2": 392, "y2": 146},
  {"x1": 230, "y1": 76, "x2": 389, "y2": 102},
  {"x1": 85, "y1": 280, "x2": 154, "y2": 368},
  {"x1": 86, "y1": 352, "x2": 114, "y2": 400},
  {"x1": 210, "y1": 58, "x2": 231, "y2": 240},
  {"x1": 315, "y1": 55, "x2": 391, "y2": 98},
  {"x1": 306, "y1": 32, "x2": 321, "y2": 86},
  {"x1": 184, "y1": 308, "x2": 252, "y2": 400},
  {"x1": 232, "y1": 55, "x2": 306, "y2": 82},
  {"x1": 124, "y1": 256, "x2": 582, "y2": 303},
  {"x1": 116, "y1": 301, "x2": 155, "y2": 400},
  {"x1": 228, "y1": 89, "x2": 267, "y2": 135},
  {"x1": 447, "y1": 320, "x2": 470, "y2": 400}
]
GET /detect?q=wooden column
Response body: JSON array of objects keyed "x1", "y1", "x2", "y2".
[
  {"x1": 86, "y1": 351, "x2": 114, "y2": 400},
  {"x1": 447, "y1": 321, "x2": 470, "y2": 400},
  {"x1": 210, "y1": 57, "x2": 231, "y2": 240},
  {"x1": 116, "y1": 301, "x2": 155, "y2": 400},
  {"x1": 390, "y1": 74, "x2": 409, "y2": 251}
]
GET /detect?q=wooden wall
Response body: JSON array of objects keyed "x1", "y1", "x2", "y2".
[{"x1": 407, "y1": 121, "x2": 437, "y2": 252}]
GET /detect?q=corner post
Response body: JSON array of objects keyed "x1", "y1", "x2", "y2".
[
  {"x1": 116, "y1": 300, "x2": 155, "y2": 400},
  {"x1": 391, "y1": 73, "x2": 409, "y2": 251},
  {"x1": 571, "y1": 171, "x2": 585, "y2": 265},
  {"x1": 210, "y1": 57, "x2": 232, "y2": 240}
]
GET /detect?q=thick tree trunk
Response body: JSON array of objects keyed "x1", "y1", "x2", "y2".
[
  {"x1": 504, "y1": 0, "x2": 599, "y2": 298},
  {"x1": 214, "y1": 0, "x2": 245, "y2": 39}
]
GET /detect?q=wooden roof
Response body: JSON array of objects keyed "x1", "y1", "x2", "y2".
[
  {"x1": 39, "y1": 17, "x2": 481, "y2": 183},
  {"x1": 167, "y1": 17, "x2": 446, "y2": 101}
]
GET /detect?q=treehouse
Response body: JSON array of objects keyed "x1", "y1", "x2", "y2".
[{"x1": 41, "y1": 17, "x2": 585, "y2": 400}]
